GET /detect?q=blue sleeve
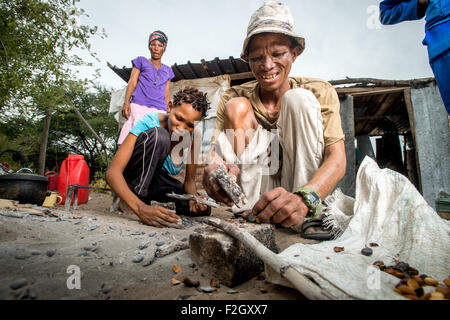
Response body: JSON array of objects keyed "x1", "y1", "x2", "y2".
[
  {"x1": 129, "y1": 113, "x2": 160, "y2": 136},
  {"x1": 132, "y1": 56, "x2": 144, "y2": 71},
  {"x1": 379, "y1": 0, "x2": 423, "y2": 25}
]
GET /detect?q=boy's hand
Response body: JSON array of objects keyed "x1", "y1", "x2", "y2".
[
  {"x1": 203, "y1": 160, "x2": 240, "y2": 207},
  {"x1": 136, "y1": 204, "x2": 181, "y2": 228},
  {"x1": 188, "y1": 199, "x2": 208, "y2": 215}
]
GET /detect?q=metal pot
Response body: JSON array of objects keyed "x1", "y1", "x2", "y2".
[{"x1": 0, "y1": 173, "x2": 48, "y2": 205}]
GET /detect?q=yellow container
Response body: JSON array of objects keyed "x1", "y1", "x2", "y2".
[{"x1": 42, "y1": 192, "x2": 62, "y2": 207}]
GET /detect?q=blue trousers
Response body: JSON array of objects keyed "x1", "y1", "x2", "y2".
[{"x1": 430, "y1": 49, "x2": 450, "y2": 115}]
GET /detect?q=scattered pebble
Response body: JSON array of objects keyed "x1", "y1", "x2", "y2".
[
  {"x1": 189, "y1": 263, "x2": 196, "y2": 268},
  {"x1": 46, "y1": 249, "x2": 56, "y2": 257},
  {"x1": 361, "y1": 248, "x2": 373, "y2": 256},
  {"x1": 31, "y1": 252, "x2": 41, "y2": 256},
  {"x1": 21, "y1": 287, "x2": 37, "y2": 300},
  {"x1": 83, "y1": 246, "x2": 94, "y2": 252},
  {"x1": 109, "y1": 261, "x2": 114, "y2": 267},
  {"x1": 85, "y1": 224, "x2": 99, "y2": 231},
  {"x1": 132, "y1": 254, "x2": 144, "y2": 263},
  {"x1": 138, "y1": 242, "x2": 149, "y2": 250},
  {"x1": 156, "y1": 241, "x2": 165, "y2": 247},
  {"x1": 78, "y1": 252, "x2": 89, "y2": 257},
  {"x1": 227, "y1": 289, "x2": 238, "y2": 294},
  {"x1": 181, "y1": 237, "x2": 188, "y2": 242},
  {"x1": 15, "y1": 254, "x2": 29, "y2": 260},
  {"x1": 334, "y1": 246, "x2": 345, "y2": 253},
  {"x1": 10, "y1": 279, "x2": 28, "y2": 290},
  {"x1": 131, "y1": 231, "x2": 145, "y2": 236},
  {"x1": 109, "y1": 225, "x2": 117, "y2": 230},
  {"x1": 182, "y1": 277, "x2": 200, "y2": 288},
  {"x1": 199, "y1": 286, "x2": 215, "y2": 293},
  {"x1": 294, "y1": 254, "x2": 299, "y2": 257},
  {"x1": 148, "y1": 231, "x2": 157, "y2": 237},
  {"x1": 143, "y1": 256, "x2": 157, "y2": 267},
  {"x1": 101, "y1": 284, "x2": 112, "y2": 294}
]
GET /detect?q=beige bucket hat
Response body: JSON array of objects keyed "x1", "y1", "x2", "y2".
[{"x1": 240, "y1": 0, "x2": 305, "y2": 61}]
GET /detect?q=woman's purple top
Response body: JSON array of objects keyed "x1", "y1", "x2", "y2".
[{"x1": 130, "y1": 56, "x2": 175, "y2": 111}]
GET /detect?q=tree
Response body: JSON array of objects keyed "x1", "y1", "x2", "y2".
[
  {"x1": 0, "y1": 0, "x2": 106, "y2": 174},
  {"x1": 0, "y1": 81, "x2": 118, "y2": 179}
]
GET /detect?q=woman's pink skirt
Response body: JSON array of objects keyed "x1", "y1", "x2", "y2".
[{"x1": 117, "y1": 103, "x2": 166, "y2": 145}]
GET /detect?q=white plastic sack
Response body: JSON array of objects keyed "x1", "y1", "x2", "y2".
[
  {"x1": 266, "y1": 157, "x2": 450, "y2": 300},
  {"x1": 109, "y1": 86, "x2": 127, "y2": 127},
  {"x1": 169, "y1": 75, "x2": 231, "y2": 119}
]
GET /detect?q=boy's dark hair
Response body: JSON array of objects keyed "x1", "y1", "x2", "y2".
[{"x1": 172, "y1": 88, "x2": 209, "y2": 118}]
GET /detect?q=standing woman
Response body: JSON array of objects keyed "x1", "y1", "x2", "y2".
[{"x1": 118, "y1": 30, "x2": 175, "y2": 145}]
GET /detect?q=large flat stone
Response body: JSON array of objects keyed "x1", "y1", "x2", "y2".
[{"x1": 189, "y1": 221, "x2": 279, "y2": 287}]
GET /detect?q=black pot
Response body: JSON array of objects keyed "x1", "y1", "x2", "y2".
[{"x1": 0, "y1": 173, "x2": 48, "y2": 205}]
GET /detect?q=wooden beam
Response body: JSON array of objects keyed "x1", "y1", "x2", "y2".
[
  {"x1": 229, "y1": 72, "x2": 254, "y2": 81},
  {"x1": 350, "y1": 88, "x2": 407, "y2": 97},
  {"x1": 329, "y1": 77, "x2": 435, "y2": 87}
]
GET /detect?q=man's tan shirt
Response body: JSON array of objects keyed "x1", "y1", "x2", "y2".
[{"x1": 212, "y1": 77, "x2": 345, "y2": 147}]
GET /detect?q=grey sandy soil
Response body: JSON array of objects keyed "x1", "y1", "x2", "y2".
[{"x1": 0, "y1": 192, "x2": 317, "y2": 300}]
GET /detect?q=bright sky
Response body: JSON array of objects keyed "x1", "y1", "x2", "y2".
[{"x1": 76, "y1": 0, "x2": 433, "y2": 91}]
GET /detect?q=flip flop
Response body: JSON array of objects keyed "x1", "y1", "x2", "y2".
[{"x1": 300, "y1": 218, "x2": 333, "y2": 241}]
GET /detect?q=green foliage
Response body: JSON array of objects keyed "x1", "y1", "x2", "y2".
[
  {"x1": 0, "y1": 0, "x2": 112, "y2": 178},
  {"x1": 0, "y1": 81, "x2": 118, "y2": 177},
  {"x1": 0, "y1": 0, "x2": 106, "y2": 111}
]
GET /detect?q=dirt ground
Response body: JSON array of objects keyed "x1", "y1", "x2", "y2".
[{"x1": 0, "y1": 192, "x2": 318, "y2": 300}]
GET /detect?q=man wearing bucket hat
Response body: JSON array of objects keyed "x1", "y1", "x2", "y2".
[{"x1": 203, "y1": 1, "x2": 346, "y2": 231}]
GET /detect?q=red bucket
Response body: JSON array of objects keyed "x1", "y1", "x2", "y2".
[{"x1": 44, "y1": 171, "x2": 59, "y2": 191}]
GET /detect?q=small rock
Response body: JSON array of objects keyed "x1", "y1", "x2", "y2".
[
  {"x1": 92, "y1": 242, "x2": 97, "y2": 246},
  {"x1": 83, "y1": 246, "x2": 94, "y2": 251},
  {"x1": 138, "y1": 242, "x2": 149, "y2": 250},
  {"x1": 15, "y1": 254, "x2": 29, "y2": 260},
  {"x1": 109, "y1": 225, "x2": 117, "y2": 231},
  {"x1": 148, "y1": 231, "x2": 157, "y2": 237},
  {"x1": 21, "y1": 287, "x2": 37, "y2": 300},
  {"x1": 199, "y1": 286, "x2": 215, "y2": 293},
  {"x1": 46, "y1": 249, "x2": 56, "y2": 257},
  {"x1": 189, "y1": 263, "x2": 196, "y2": 268},
  {"x1": 143, "y1": 256, "x2": 157, "y2": 267},
  {"x1": 85, "y1": 224, "x2": 99, "y2": 231},
  {"x1": 227, "y1": 289, "x2": 238, "y2": 294},
  {"x1": 10, "y1": 279, "x2": 28, "y2": 290},
  {"x1": 101, "y1": 285, "x2": 112, "y2": 294},
  {"x1": 155, "y1": 241, "x2": 165, "y2": 247},
  {"x1": 78, "y1": 252, "x2": 89, "y2": 257},
  {"x1": 109, "y1": 261, "x2": 114, "y2": 267},
  {"x1": 361, "y1": 248, "x2": 373, "y2": 256},
  {"x1": 181, "y1": 237, "x2": 188, "y2": 242},
  {"x1": 31, "y1": 252, "x2": 41, "y2": 256},
  {"x1": 132, "y1": 254, "x2": 144, "y2": 263},
  {"x1": 131, "y1": 231, "x2": 145, "y2": 236}
]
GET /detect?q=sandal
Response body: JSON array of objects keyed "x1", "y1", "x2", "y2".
[{"x1": 300, "y1": 218, "x2": 333, "y2": 241}]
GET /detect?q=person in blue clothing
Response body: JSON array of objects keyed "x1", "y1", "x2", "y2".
[
  {"x1": 106, "y1": 88, "x2": 211, "y2": 227},
  {"x1": 379, "y1": 0, "x2": 450, "y2": 115}
]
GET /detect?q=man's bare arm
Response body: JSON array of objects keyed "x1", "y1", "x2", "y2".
[{"x1": 251, "y1": 140, "x2": 346, "y2": 227}]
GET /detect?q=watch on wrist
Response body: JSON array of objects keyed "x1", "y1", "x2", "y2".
[{"x1": 294, "y1": 187, "x2": 322, "y2": 218}]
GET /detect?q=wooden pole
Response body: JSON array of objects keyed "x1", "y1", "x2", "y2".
[{"x1": 201, "y1": 217, "x2": 333, "y2": 300}]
